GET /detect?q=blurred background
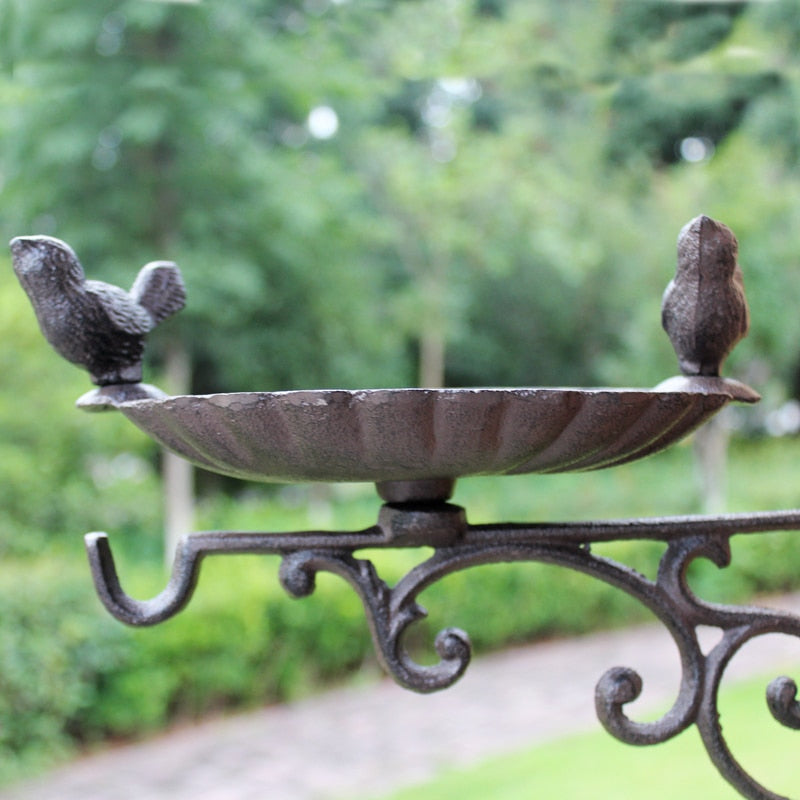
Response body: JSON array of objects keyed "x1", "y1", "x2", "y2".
[{"x1": 2, "y1": 0, "x2": 800, "y2": 796}]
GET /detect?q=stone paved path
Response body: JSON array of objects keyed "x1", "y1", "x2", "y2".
[{"x1": 4, "y1": 594, "x2": 800, "y2": 800}]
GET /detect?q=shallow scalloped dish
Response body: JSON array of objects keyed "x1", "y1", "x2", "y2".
[{"x1": 113, "y1": 377, "x2": 757, "y2": 486}]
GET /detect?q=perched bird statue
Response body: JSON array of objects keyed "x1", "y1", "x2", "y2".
[
  {"x1": 661, "y1": 215, "x2": 749, "y2": 377},
  {"x1": 10, "y1": 235, "x2": 186, "y2": 398}
]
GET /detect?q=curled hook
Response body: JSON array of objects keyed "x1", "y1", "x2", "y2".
[
  {"x1": 85, "y1": 532, "x2": 203, "y2": 626},
  {"x1": 595, "y1": 667, "x2": 646, "y2": 742},
  {"x1": 767, "y1": 677, "x2": 800, "y2": 731}
]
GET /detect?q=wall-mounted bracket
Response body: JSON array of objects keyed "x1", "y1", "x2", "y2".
[{"x1": 86, "y1": 503, "x2": 800, "y2": 800}]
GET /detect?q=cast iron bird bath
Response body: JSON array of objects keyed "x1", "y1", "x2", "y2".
[{"x1": 12, "y1": 217, "x2": 800, "y2": 800}]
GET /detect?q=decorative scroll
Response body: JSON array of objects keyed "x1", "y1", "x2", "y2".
[
  {"x1": 279, "y1": 550, "x2": 471, "y2": 693},
  {"x1": 84, "y1": 505, "x2": 800, "y2": 800}
]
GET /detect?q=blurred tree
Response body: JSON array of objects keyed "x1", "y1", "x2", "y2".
[
  {"x1": 3, "y1": 0, "x2": 800, "y2": 535},
  {"x1": 347, "y1": 0, "x2": 628, "y2": 387},
  {"x1": 1, "y1": 0, "x2": 408, "y2": 395},
  {"x1": 608, "y1": 71, "x2": 781, "y2": 166},
  {"x1": 607, "y1": 1, "x2": 745, "y2": 68},
  {"x1": 6, "y1": 0, "x2": 794, "y2": 400},
  {"x1": 0, "y1": 0, "x2": 412, "y2": 553}
]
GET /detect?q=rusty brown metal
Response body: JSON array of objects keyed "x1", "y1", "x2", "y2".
[
  {"x1": 662, "y1": 215, "x2": 750, "y2": 377},
  {"x1": 9, "y1": 235, "x2": 185, "y2": 409},
  {"x1": 10, "y1": 217, "x2": 800, "y2": 800},
  {"x1": 112, "y1": 380, "x2": 755, "y2": 490}
]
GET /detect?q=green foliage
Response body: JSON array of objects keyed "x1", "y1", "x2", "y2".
[
  {"x1": 758, "y1": 0, "x2": 800, "y2": 50},
  {"x1": 5, "y1": 0, "x2": 800, "y2": 394},
  {"x1": 0, "y1": 552, "x2": 376, "y2": 780},
  {"x1": 608, "y1": 1, "x2": 744, "y2": 66},
  {"x1": 608, "y1": 71, "x2": 781, "y2": 166},
  {"x1": 1, "y1": 0, "x2": 411, "y2": 394},
  {"x1": 0, "y1": 558, "x2": 127, "y2": 783}
]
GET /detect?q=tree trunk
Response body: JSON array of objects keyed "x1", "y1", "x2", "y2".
[
  {"x1": 417, "y1": 260, "x2": 448, "y2": 388},
  {"x1": 419, "y1": 326, "x2": 446, "y2": 388},
  {"x1": 693, "y1": 411, "x2": 729, "y2": 514},
  {"x1": 163, "y1": 340, "x2": 194, "y2": 567}
]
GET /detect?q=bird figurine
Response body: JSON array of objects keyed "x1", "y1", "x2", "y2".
[
  {"x1": 661, "y1": 215, "x2": 749, "y2": 377},
  {"x1": 10, "y1": 235, "x2": 186, "y2": 389}
]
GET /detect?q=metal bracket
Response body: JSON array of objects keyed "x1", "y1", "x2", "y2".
[{"x1": 85, "y1": 503, "x2": 800, "y2": 800}]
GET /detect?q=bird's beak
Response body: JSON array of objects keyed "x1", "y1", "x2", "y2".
[
  {"x1": 9, "y1": 236, "x2": 44, "y2": 277},
  {"x1": 9, "y1": 236, "x2": 36, "y2": 257}
]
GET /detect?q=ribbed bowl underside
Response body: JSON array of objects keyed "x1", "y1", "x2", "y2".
[{"x1": 117, "y1": 385, "x2": 741, "y2": 484}]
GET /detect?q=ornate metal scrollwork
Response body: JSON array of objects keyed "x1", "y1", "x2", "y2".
[
  {"x1": 85, "y1": 504, "x2": 800, "y2": 800},
  {"x1": 279, "y1": 549, "x2": 471, "y2": 693}
]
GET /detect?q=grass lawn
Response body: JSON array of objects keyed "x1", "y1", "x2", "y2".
[{"x1": 369, "y1": 674, "x2": 800, "y2": 800}]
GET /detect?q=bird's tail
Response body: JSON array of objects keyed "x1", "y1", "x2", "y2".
[{"x1": 130, "y1": 261, "x2": 187, "y2": 325}]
